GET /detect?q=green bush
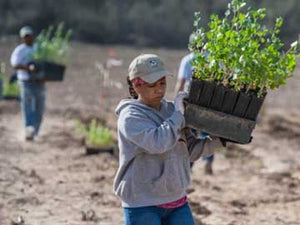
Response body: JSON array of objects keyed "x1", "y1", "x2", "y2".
[
  {"x1": 0, "y1": 63, "x2": 20, "y2": 97},
  {"x1": 77, "y1": 119, "x2": 113, "y2": 148},
  {"x1": 33, "y1": 23, "x2": 72, "y2": 66},
  {"x1": 190, "y1": 0, "x2": 300, "y2": 97},
  {"x1": 3, "y1": 82, "x2": 20, "y2": 97}
]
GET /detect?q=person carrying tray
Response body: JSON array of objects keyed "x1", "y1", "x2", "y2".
[
  {"x1": 114, "y1": 54, "x2": 222, "y2": 225},
  {"x1": 10, "y1": 26, "x2": 46, "y2": 141}
]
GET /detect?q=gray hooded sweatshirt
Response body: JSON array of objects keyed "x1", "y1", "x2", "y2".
[{"x1": 114, "y1": 98, "x2": 209, "y2": 208}]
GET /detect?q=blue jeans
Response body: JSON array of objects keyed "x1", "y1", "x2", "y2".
[
  {"x1": 204, "y1": 154, "x2": 214, "y2": 163},
  {"x1": 19, "y1": 80, "x2": 46, "y2": 135},
  {"x1": 190, "y1": 154, "x2": 214, "y2": 168},
  {"x1": 123, "y1": 203, "x2": 194, "y2": 225}
]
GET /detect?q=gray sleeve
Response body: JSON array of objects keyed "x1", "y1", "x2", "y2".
[
  {"x1": 186, "y1": 129, "x2": 207, "y2": 162},
  {"x1": 186, "y1": 129, "x2": 223, "y2": 161},
  {"x1": 119, "y1": 111, "x2": 185, "y2": 154}
]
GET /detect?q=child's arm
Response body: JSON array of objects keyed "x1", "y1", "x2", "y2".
[
  {"x1": 119, "y1": 110, "x2": 185, "y2": 154},
  {"x1": 186, "y1": 129, "x2": 222, "y2": 162}
]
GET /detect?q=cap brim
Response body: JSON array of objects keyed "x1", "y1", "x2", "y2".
[
  {"x1": 141, "y1": 70, "x2": 173, "y2": 84},
  {"x1": 21, "y1": 33, "x2": 33, "y2": 38}
]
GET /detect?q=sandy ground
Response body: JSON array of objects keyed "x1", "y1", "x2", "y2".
[{"x1": 1, "y1": 41, "x2": 300, "y2": 225}]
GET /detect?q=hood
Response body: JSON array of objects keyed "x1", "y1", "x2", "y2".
[{"x1": 115, "y1": 98, "x2": 168, "y2": 117}]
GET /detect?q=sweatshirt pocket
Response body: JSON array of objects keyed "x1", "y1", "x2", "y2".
[
  {"x1": 153, "y1": 155, "x2": 190, "y2": 195},
  {"x1": 115, "y1": 179, "x2": 134, "y2": 200},
  {"x1": 134, "y1": 154, "x2": 190, "y2": 197}
]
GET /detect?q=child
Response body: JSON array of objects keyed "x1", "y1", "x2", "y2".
[{"x1": 114, "y1": 54, "x2": 221, "y2": 225}]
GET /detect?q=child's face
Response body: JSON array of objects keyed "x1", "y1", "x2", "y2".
[{"x1": 134, "y1": 77, "x2": 166, "y2": 105}]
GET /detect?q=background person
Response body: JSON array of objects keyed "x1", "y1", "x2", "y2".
[
  {"x1": 10, "y1": 26, "x2": 46, "y2": 141},
  {"x1": 175, "y1": 33, "x2": 215, "y2": 175},
  {"x1": 114, "y1": 54, "x2": 222, "y2": 225}
]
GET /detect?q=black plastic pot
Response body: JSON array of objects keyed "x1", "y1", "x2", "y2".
[
  {"x1": 1, "y1": 95, "x2": 20, "y2": 101},
  {"x1": 184, "y1": 100, "x2": 255, "y2": 144},
  {"x1": 244, "y1": 94, "x2": 266, "y2": 121},
  {"x1": 36, "y1": 61, "x2": 66, "y2": 81},
  {"x1": 210, "y1": 84, "x2": 226, "y2": 111},
  {"x1": 232, "y1": 92, "x2": 251, "y2": 118},
  {"x1": 86, "y1": 145, "x2": 114, "y2": 155},
  {"x1": 197, "y1": 81, "x2": 215, "y2": 107},
  {"x1": 188, "y1": 80, "x2": 204, "y2": 104},
  {"x1": 221, "y1": 89, "x2": 239, "y2": 114}
]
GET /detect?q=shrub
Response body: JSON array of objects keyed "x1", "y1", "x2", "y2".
[
  {"x1": 0, "y1": 63, "x2": 20, "y2": 97},
  {"x1": 190, "y1": 0, "x2": 300, "y2": 97},
  {"x1": 33, "y1": 23, "x2": 72, "y2": 66},
  {"x1": 77, "y1": 119, "x2": 113, "y2": 148}
]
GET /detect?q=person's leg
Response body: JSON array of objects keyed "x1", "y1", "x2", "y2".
[
  {"x1": 19, "y1": 81, "x2": 36, "y2": 140},
  {"x1": 162, "y1": 203, "x2": 194, "y2": 225},
  {"x1": 34, "y1": 83, "x2": 46, "y2": 135},
  {"x1": 190, "y1": 161, "x2": 194, "y2": 169},
  {"x1": 0, "y1": 79, "x2": 3, "y2": 99},
  {"x1": 123, "y1": 206, "x2": 163, "y2": 225},
  {"x1": 204, "y1": 154, "x2": 214, "y2": 175}
]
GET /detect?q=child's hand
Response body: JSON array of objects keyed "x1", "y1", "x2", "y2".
[{"x1": 174, "y1": 92, "x2": 188, "y2": 114}]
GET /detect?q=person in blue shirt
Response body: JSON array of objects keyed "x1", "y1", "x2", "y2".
[
  {"x1": 175, "y1": 33, "x2": 215, "y2": 175},
  {"x1": 175, "y1": 52, "x2": 195, "y2": 94}
]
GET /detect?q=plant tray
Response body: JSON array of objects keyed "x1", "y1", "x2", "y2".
[
  {"x1": 188, "y1": 80, "x2": 265, "y2": 120},
  {"x1": 85, "y1": 146, "x2": 114, "y2": 155},
  {"x1": 35, "y1": 61, "x2": 66, "y2": 81},
  {"x1": 184, "y1": 100, "x2": 256, "y2": 144},
  {"x1": 1, "y1": 95, "x2": 20, "y2": 101}
]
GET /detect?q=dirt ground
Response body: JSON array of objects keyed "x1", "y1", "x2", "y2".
[{"x1": 1, "y1": 41, "x2": 300, "y2": 225}]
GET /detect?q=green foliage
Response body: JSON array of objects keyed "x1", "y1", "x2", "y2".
[
  {"x1": 1, "y1": 0, "x2": 300, "y2": 47},
  {"x1": 0, "y1": 63, "x2": 20, "y2": 97},
  {"x1": 190, "y1": 0, "x2": 300, "y2": 97},
  {"x1": 2, "y1": 82, "x2": 20, "y2": 97},
  {"x1": 33, "y1": 23, "x2": 72, "y2": 65},
  {"x1": 77, "y1": 119, "x2": 113, "y2": 148}
]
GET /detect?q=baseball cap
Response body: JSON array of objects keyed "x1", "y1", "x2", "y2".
[
  {"x1": 19, "y1": 26, "x2": 34, "y2": 38},
  {"x1": 128, "y1": 54, "x2": 172, "y2": 83}
]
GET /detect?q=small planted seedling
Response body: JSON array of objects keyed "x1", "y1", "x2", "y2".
[
  {"x1": 0, "y1": 62, "x2": 20, "y2": 100},
  {"x1": 77, "y1": 119, "x2": 114, "y2": 155}
]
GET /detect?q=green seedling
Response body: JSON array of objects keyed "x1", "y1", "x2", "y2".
[
  {"x1": 77, "y1": 119, "x2": 113, "y2": 148},
  {"x1": 33, "y1": 22, "x2": 72, "y2": 65},
  {"x1": 190, "y1": 0, "x2": 300, "y2": 97},
  {"x1": 0, "y1": 62, "x2": 20, "y2": 97}
]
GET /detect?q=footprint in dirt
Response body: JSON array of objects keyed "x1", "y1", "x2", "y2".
[
  {"x1": 189, "y1": 200, "x2": 211, "y2": 216},
  {"x1": 267, "y1": 113, "x2": 300, "y2": 141},
  {"x1": 230, "y1": 200, "x2": 248, "y2": 215}
]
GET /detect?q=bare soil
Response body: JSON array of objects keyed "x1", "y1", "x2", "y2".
[{"x1": 1, "y1": 41, "x2": 300, "y2": 225}]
